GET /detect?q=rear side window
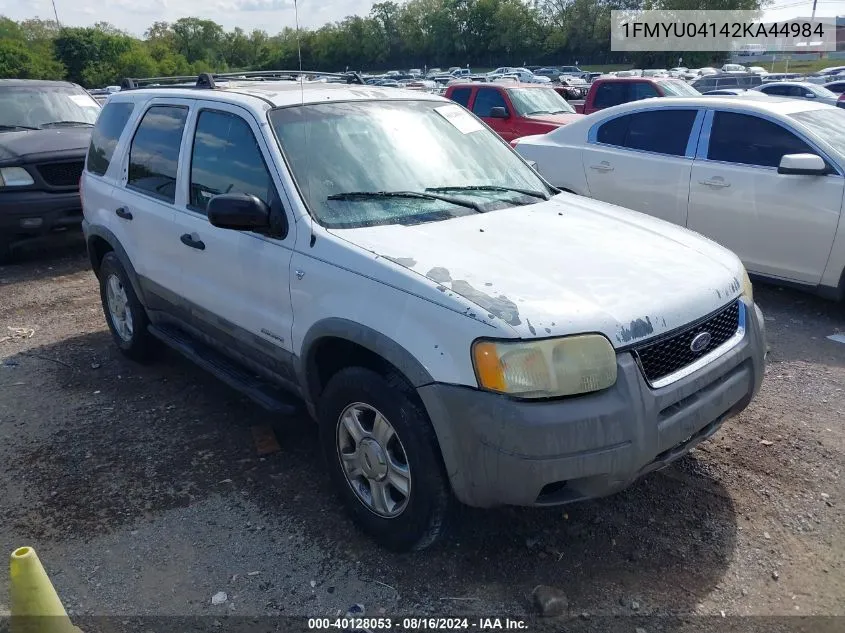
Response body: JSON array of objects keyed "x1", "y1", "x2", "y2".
[
  {"x1": 189, "y1": 110, "x2": 277, "y2": 214},
  {"x1": 760, "y1": 85, "x2": 787, "y2": 96},
  {"x1": 472, "y1": 88, "x2": 507, "y2": 117},
  {"x1": 625, "y1": 110, "x2": 696, "y2": 156},
  {"x1": 127, "y1": 106, "x2": 188, "y2": 203},
  {"x1": 86, "y1": 102, "x2": 134, "y2": 176},
  {"x1": 449, "y1": 88, "x2": 472, "y2": 108},
  {"x1": 596, "y1": 115, "x2": 629, "y2": 145},
  {"x1": 593, "y1": 83, "x2": 628, "y2": 109},
  {"x1": 707, "y1": 112, "x2": 812, "y2": 167},
  {"x1": 596, "y1": 110, "x2": 696, "y2": 156}
]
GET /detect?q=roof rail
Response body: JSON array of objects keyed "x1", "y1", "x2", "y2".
[{"x1": 119, "y1": 70, "x2": 365, "y2": 91}]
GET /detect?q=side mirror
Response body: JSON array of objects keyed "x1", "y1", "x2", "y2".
[
  {"x1": 804, "y1": 92, "x2": 816, "y2": 99},
  {"x1": 208, "y1": 193, "x2": 271, "y2": 231},
  {"x1": 489, "y1": 106, "x2": 509, "y2": 119},
  {"x1": 777, "y1": 153, "x2": 827, "y2": 176}
]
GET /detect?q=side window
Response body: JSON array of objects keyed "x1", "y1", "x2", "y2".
[
  {"x1": 761, "y1": 85, "x2": 785, "y2": 96},
  {"x1": 189, "y1": 110, "x2": 277, "y2": 214},
  {"x1": 127, "y1": 105, "x2": 188, "y2": 203},
  {"x1": 471, "y1": 88, "x2": 507, "y2": 117},
  {"x1": 624, "y1": 110, "x2": 697, "y2": 156},
  {"x1": 707, "y1": 112, "x2": 813, "y2": 168},
  {"x1": 86, "y1": 102, "x2": 134, "y2": 176},
  {"x1": 789, "y1": 85, "x2": 808, "y2": 97},
  {"x1": 631, "y1": 82, "x2": 659, "y2": 100},
  {"x1": 593, "y1": 83, "x2": 628, "y2": 109},
  {"x1": 449, "y1": 88, "x2": 472, "y2": 108},
  {"x1": 596, "y1": 115, "x2": 629, "y2": 145}
]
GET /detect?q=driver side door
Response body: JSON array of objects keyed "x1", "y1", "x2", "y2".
[{"x1": 173, "y1": 101, "x2": 298, "y2": 378}]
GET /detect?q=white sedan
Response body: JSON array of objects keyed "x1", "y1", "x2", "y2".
[{"x1": 513, "y1": 97, "x2": 845, "y2": 299}]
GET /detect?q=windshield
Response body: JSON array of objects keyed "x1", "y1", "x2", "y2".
[
  {"x1": 658, "y1": 80, "x2": 700, "y2": 96},
  {"x1": 788, "y1": 108, "x2": 845, "y2": 154},
  {"x1": 268, "y1": 100, "x2": 551, "y2": 229},
  {"x1": 0, "y1": 85, "x2": 100, "y2": 130},
  {"x1": 507, "y1": 88, "x2": 575, "y2": 115}
]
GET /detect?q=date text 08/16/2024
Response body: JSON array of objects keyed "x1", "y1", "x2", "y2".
[{"x1": 307, "y1": 617, "x2": 529, "y2": 630}]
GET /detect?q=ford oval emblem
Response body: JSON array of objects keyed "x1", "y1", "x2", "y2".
[{"x1": 690, "y1": 332, "x2": 713, "y2": 354}]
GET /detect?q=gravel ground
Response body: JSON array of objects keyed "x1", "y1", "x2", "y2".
[{"x1": 0, "y1": 238, "x2": 843, "y2": 630}]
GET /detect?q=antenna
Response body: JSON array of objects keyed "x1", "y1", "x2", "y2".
[
  {"x1": 294, "y1": 0, "x2": 304, "y2": 104},
  {"x1": 51, "y1": 0, "x2": 61, "y2": 27}
]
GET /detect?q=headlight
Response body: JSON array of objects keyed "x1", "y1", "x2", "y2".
[
  {"x1": 472, "y1": 335, "x2": 617, "y2": 398},
  {"x1": 0, "y1": 167, "x2": 35, "y2": 187},
  {"x1": 741, "y1": 267, "x2": 753, "y2": 303}
]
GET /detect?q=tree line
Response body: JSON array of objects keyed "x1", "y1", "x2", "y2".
[{"x1": 0, "y1": 0, "x2": 761, "y2": 88}]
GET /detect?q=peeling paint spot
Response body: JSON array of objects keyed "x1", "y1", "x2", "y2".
[
  {"x1": 426, "y1": 267, "x2": 452, "y2": 283},
  {"x1": 551, "y1": 322, "x2": 555, "y2": 326},
  {"x1": 450, "y1": 280, "x2": 522, "y2": 326},
  {"x1": 527, "y1": 319, "x2": 536, "y2": 335},
  {"x1": 436, "y1": 285, "x2": 447, "y2": 292},
  {"x1": 384, "y1": 255, "x2": 417, "y2": 267},
  {"x1": 716, "y1": 289, "x2": 722, "y2": 299},
  {"x1": 487, "y1": 313, "x2": 495, "y2": 320},
  {"x1": 484, "y1": 282, "x2": 493, "y2": 287},
  {"x1": 662, "y1": 318, "x2": 667, "y2": 327},
  {"x1": 545, "y1": 327, "x2": 551, "y2": 334},
  {"x1": 617, "y1": 316, "x2": 654, "y2": 343}
]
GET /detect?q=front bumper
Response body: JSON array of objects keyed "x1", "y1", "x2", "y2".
[
  {"x1": 0, "y1": 189, "x2": 83, "y2": 242},
  {"x1": 418, "y1": 299, "x2": 766, "y2": 508}
]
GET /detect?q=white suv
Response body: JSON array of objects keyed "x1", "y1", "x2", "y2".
[{"x1": 81, "y1": 71, "x2": 766, "y2": 551}]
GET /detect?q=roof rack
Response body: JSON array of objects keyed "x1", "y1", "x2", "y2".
[{"x1": 119, "y1": 70, "x2": 365, "y2": 91}]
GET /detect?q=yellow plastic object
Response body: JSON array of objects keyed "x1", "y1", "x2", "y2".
[{"x1": 9, "y1": 546, "x2": 82, "y2": 633}]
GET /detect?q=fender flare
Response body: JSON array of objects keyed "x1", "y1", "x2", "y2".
[{"x1": 297, "y1": 317, "x2": 435, "y2": 402}]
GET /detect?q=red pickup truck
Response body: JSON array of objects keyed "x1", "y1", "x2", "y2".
[
  {"x1": 575, "y1": 77, "x2": 700, "y2": 114},
  {"x1": 444, "y1": 82, "x2": 582, "y2": 142}
]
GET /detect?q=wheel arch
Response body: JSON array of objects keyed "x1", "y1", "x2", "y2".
[
  {"x1": 84, "y1": 224, "x2": 146, "y2": 305},
  {"x1": 298, "y1": 318, "x2": 435, "y2": 406}
]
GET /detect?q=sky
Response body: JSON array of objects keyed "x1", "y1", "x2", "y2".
[{"x1": 0, "y1": 0, "x2": 841, "y2": 37}]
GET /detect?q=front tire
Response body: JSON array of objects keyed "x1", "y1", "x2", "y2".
[
  {"x1": 99, "y1": 252, "x2": 155, "y2": 361},
  {"x1": 318, "y1": 367, "x2": 452, "y2": 551}
]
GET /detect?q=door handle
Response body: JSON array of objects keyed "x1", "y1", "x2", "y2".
[
  {"x1": 590, "y1": 162, "x2": 614, "y2": 172},
  {"x1": 115, "y1": 207, "x2": 133, "y2": 220},
  {"x1": 180, "y1": 233, "x2": 206, "y2": 250},
  {"x1": 699, "y1": 179, "x2": 731, "y2": 188}
]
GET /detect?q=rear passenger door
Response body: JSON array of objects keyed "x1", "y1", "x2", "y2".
[
  {"x1": 582, "y1": 108, "x2": 702, "y2": 226},
  {"x1": 118, "y1": 99, "x2": 191, "y2": 302},
  {"x1": 172, "y1": 101, "x2": 297, "y2": 376}
]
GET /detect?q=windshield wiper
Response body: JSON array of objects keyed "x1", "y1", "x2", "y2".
[
  {"x1": 426, "y1": 185, "x2": 550, "y2": 201},
  {"x1": 327, "y1": 190, "x2": 483, "y2": 212},
  {"x1": 0, "y1": 124, "x2": 40, "y2": 131},
  {"x1": 39, "y1": 121, "x2": 94, "y2": 128}
]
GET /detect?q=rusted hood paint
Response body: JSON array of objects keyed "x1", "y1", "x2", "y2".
[{"x1": 331, "y1": 195, "x2": 745, "y2": 346}]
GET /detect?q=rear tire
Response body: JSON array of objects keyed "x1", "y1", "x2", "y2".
[
  {"x1": 99, "y1": 252, "x2": 156, "y2": 361},
  {"x1": 318, "y1": 367, "x2": 452, "y2": 551}
]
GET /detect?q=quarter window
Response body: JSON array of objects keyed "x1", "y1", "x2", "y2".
[
  {"x1": 471, "y1": 88, "x2": 508, "y2": 117},
  {"x1": 707, "y1": 112, "x2": 813, "y2": 168},
  {"x1": 86, "y1": 102, "x2": 134, "y2": 176},
  {"x1": 189, "y1": 110, "x2": 277, "y2": 213},
  {"x1": 593, "y1": 83, "x2": 628, "y2": 109},
  {"x1": 449, "y1": 88, "x2": 472, "y2": 108},
  {"x1": 127, "y1": 105, "x2": 188, "y2": 203}
]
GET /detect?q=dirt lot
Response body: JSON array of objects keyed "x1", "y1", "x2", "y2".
[{"x1": 1, "y1": 238, "x2": 843, "y2": 630}]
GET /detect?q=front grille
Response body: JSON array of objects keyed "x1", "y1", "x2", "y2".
[
  {"x1": 36, "y1": 161, "x2": 84, "y2": 188},
  {"x1": 633, "y1": 301, "x2": 741, "y2": 385}
]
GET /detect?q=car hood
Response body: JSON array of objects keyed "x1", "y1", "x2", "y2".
[
  {"x1": 332, "y1": 195, "x2": 745, "y2": 346},
  {"x1": 525, "y1": 113, "x2": 584, "y2": 126},
  {"x1": 0, "y1": 128, "x2": 91, "y2": 165}
]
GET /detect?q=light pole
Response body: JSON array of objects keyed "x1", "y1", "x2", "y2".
[{"x1": 51, "y1": 0, "x2": 61, "y2": 27}]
